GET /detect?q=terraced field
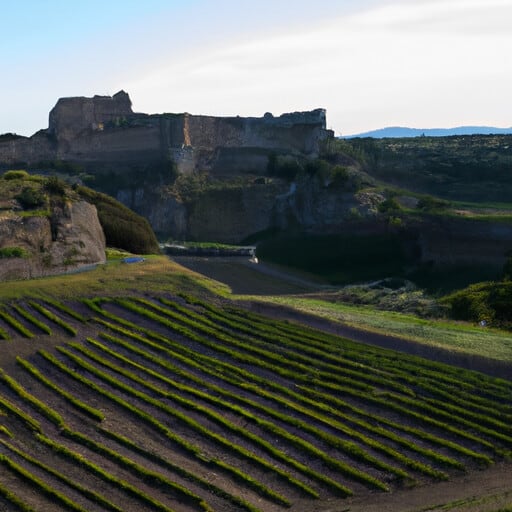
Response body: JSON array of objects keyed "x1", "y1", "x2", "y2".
[{"x1": 0, "y1": 294, "x2": 510, "y2": 511}]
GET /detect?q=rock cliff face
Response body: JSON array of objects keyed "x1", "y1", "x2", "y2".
[
  {"x1": 416, "y1": 216, "x2": 512, "y2": 267},
  {"x1": 117, "y1": 175, "x2": 383, "y2": 244},
  {"x1": 0, "y1": 91, "x2": 331, "y2": 175},
  {"x1": 0, "y1": 200, "x2": 106, "y2": 281}
]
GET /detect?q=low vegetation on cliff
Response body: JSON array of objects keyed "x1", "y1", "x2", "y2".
[{"x1": 76, "y1": 186, "x2": 160, "y2": 255}]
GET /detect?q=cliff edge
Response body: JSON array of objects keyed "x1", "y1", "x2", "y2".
[{"x1": 0, "y1": 172, "x2": 106, "y2": 281}]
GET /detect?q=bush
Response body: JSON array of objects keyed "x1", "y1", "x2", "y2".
[
  {"x1": 3, "y1": 170, "x2": 29, "y2": 180},
  {"x1": 16, "y1": 187, "x2": 46, "y2": 209},
  {"x1": 378, "y1": 197, "x2": 401, "y2": 213},
  {"x1": 44, "y1": 176, "x2": 66, "y2": 196},
  {"x1": 441, "y1": 281, "x2": 512, "y2": 326},
  {"x1": 330, "y1": 165, "x2": 349, "y2": 187},
  {"x1": 0, "y1": 247, "x2": 29, "y2": 259},
  {"x1": 304, "y1": 159, "x2": 330, "y2": 178},
  {"x1": 417, "y1": 196, "x2": 450, "y2": 211},
  {"x1": 267, "y1": 154, "x2": 303, "y2": 181}
]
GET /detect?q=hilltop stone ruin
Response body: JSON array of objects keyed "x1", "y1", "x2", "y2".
[{"x1": 0, "y1": 91, "x2": 332, "y2": 175}]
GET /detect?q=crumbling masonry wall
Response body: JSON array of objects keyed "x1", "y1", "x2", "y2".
[{"x1": 0, "y1": 91, "x2": 331, "y2": 174}]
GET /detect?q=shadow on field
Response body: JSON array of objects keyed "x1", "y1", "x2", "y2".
[{"x1": 171, "y1": 256, "x2": 325, "y2": 295}]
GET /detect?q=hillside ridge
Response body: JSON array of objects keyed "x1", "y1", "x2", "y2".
[{"x1": 344, "y1": 125, "x2": 512, "y2": 138}]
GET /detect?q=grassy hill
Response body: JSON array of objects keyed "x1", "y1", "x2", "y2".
[
  {"x1": 337, "y1": 134, "x2": 512, "y2": 202},
  {"x1": 0, "y1": 256, "x2": 509, "y2": 512}
]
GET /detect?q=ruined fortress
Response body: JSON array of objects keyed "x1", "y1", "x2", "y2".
[{"x1": 0, "y1": 91, "x2": 332, "y2": 174}]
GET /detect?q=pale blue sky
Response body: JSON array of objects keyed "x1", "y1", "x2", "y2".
[{"x1": 2, "y1": 0, "x2": 511, "y2": 136}]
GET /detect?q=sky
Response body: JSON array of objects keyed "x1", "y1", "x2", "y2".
[{"x1": 2, "y1": 0, "x2": 511, "y2": 137}]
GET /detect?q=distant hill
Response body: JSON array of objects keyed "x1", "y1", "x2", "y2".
[{"x1": 343, "y1": 126, "x2": 512, "y2": 138}]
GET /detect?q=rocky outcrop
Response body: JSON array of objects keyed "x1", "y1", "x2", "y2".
[
  {"x1": 117, "y1": 175, "x2": 382, "y2": 243},
  {"x1": 0, "y1": 200, "x2": 106, "y2": 281},
  {"x1": 0, "y1": 91, "x2": 332, "y2": 175}
]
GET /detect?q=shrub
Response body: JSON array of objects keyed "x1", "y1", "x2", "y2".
[
  {"x1": 0, "y1": 247, "x2": 29, "y2": 259},
  {"x1": 304, "y1": 158, "x2": 330, "y2": 177},
  {"x1": 44, "y1": 176, "x2": 66, "y2": 196},
  {"x1": 441, "y1": 281, "x2": 512, "y2": 325},
  {"x1": 267, "y1": 154, "x2": 303, "y2": 181},
  {"x1": 417, "y1": 195, "x2": 450, "y2": 211},
  {"x1": 15, "y1": 187, "x2": 46, "y2": 209},
  {"x1": 330, "y1": 165, "x2": 349, "y2": 187},
  {"x1": 378, "y1": 197, "x2": 401, "y2": 213},
  {"x1": 3, "y1": 170, "x2": 29, "y2": 180}
]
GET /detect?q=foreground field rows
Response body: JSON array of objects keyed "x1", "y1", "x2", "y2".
[{"x1": 0, "y1": 294, "x2": 510, "y2": 511}]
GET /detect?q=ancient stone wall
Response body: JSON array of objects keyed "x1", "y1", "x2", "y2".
[
  {"x1": 48, "y1": 90, "x2": 133, "y2": 142},
  {"x1": 0, "y1": 133, "x2": 55, "y2": 168},
  {"x1": 0, "y1": 91, "x2": 331, "y2": 175}
]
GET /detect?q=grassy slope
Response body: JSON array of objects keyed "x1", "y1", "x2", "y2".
[
  {"x1": 341, "y1": 134, "x2": 512, "y2": 202},
  {"x1": 1, "y1": 252, "x2": 510, "y2": 365},
  {"x1": 0, "y1": 256, "x2": 228, "y2": 302},
  {"x1": 0, "y1": 254, "x2": 510, "y2": 511},
  {"x1": 252, "y1": 296, "x2": 512, "y2": 363}
]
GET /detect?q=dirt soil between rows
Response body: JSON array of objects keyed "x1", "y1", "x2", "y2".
[{"x1": 172, "y1": 255, "x2": 512, "y2": 510}]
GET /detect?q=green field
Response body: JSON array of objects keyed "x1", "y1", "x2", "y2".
[
  {"x1": 255, "y1": 296, "x2": 512, "y2": 363},
  {"x1": 0, "y1": 256, "x2": 509, "y2": 511}
]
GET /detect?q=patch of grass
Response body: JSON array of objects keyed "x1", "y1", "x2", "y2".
[
  {"x1": 28, "y1": 302, "x2": 77, "y2": 336},
  {"x1": 0, "y1": 247, "x2": 30, "y2": 259},
  {"x1": 80, "y1": 337, "x2": 379, "y2": 492},
  {"x1": 0, "y1": 369, "x2": 65, "y2": 428},
  {"x1": 60, "y1": 428, "x2": 212, "y2": 512},
  {"x1": 59, "y1": 343, "x2": 324, "y2": 498},
  {"x1": 97, "y1": 427, "x2": 261, "y2": 512},
  {"x1": 36, "y1": 434, "x2": 174, "y2": 512},
  {"x1": 10, "y1": 304, "x2": 52, "y2": 335},
  {"x1": 39, "y1": 348, "x2": 292, "y2": 506},
  {"x1": 0, "y1": 256, "x2": 227, "y2": 302},
  {"x1": 2, "y1": 170, "x2": 29, "y2": 180},
  {"x1": 0, "y1": 454, "x2": 87, "y2": 512},
  {"x1": 42, "y1": 298, "x2": 87, "y2": 323},
  {"x1": 16, "y1": 357, "x2": 104, "y2": 422},
  {"x1": 0, "y1": 481, "x2": 34, "y2": 511},
  {"x1": 0, "y1": 309, "x2": 34, "y2": 338},
  {"x1": 0, "y1": 439, "x2": 123, "y2": 512},
  {"x1": 253, "y1": 296, "x2": 512, "y2": 362}
]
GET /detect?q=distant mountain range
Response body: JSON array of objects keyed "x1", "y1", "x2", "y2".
[{"x1": 342, "y1": 126, "x2": 512, "y2": 138}]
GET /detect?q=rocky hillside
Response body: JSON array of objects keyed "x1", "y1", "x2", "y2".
[
  {"x1": 2, "y1": 92, "x2": 510, "y2": 290},
  {"x1": 0, "y1": 171, "x2": 106, "y2": 280}
]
